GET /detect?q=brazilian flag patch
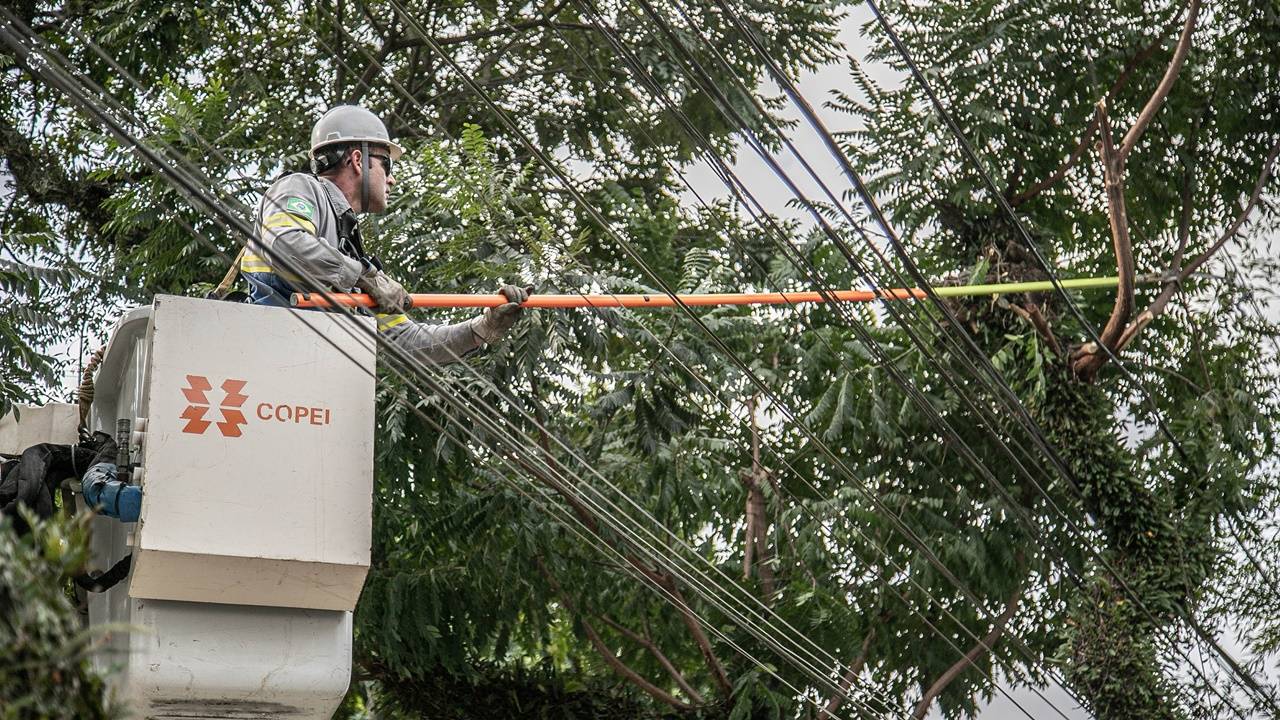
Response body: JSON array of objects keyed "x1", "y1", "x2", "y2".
[{"x1": 284, "y1": 196, "x2": 315, "y2": 219}]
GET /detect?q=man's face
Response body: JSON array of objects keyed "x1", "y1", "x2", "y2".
[{"x1": 355, "y1": 146, "x2": 395, "y2": 213}]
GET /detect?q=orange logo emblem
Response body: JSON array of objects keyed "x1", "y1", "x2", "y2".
[{"x1": 179, "y1": 375, "x2": 248, "y2": 437}]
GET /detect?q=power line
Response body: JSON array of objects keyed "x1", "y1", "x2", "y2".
[
  {"x1": 323, "y1": 17, "x2": 1089, "y2": 717},
  {"x1": 0, "y1": 17, "x2": 907, "y2": 716},
  {"x1": 854, "y1": 0, "x2": 1280, "y2": 710},
  {"x1": 605, "y1": 0, "x2": 1266, "y2": 714}
]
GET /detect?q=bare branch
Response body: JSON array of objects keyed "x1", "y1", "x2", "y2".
[
  {"x1": 911, "y1": 582, "x2": 1025, "y2": 720},
  {"x1": 1112, "y1": 139, "x2": 1280, "y2": 354},
  {"x1": 600, "y1": 615, "x2": 706, "y2": 704},
  {"x1": 1011, "y1": 26, "x2": 1173, "y2": 207},
  {"x1": 1009, "y1": 301, "x2": 1064, "y2": 357},
  {"x1": 743, "y1": 394, "x2": 776, "y2": 600},
  {"x1": 1178, "y1": 140, "x2": 1280, "y2": 281},
  {"x1": 656, "y1": 573, "x2": 733, "y2": 695},
  {"x1": 352, "y1": 22, "x2": 405, "y2": 102},
  {"x1": 1072, "y1": 103, "x2": 1136, "y2": 378},
  {"x1": 817, "y1": 629, "x2": 876, "y2": 720},
  {"x1": 1118, "y1": 0, "x2": 1201, "y2": 161},
  {"x1": 390, "y1": 16, "x2": 595, "y2": 54},
  {"x1": 1168, "y1": 111, "x2": 1206, "y2": 271},
  {"x1": 538, "y1": 562, "x2": 695, "y2": 710}
]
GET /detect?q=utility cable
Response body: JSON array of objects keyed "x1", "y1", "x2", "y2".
[
  {"x1": 314, "y1": 19, "x2": 1085, "y2": 712},
  {"x1": 320, "y1": 19, "x2": 1080, "y2": 712},
  {"x1": 852, "y1": 0, "x2": 1280, "y2": 709},
  {"x1": 1, "y1": 21, "x2": 906, "y2": 716},
  {"x1": 583, "y1": 2, "x2": 1259, "y2": 712},
  {"x1": 696, "y1": 0, "x2": 1275, "y2": 712}
]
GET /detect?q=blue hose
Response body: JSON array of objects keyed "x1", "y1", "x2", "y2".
[{"x1": 82, "y1": 462, "x2": 142, "y2": 522}]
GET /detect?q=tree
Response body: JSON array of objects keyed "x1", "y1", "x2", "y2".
[
  {"x1": 0, "y1": 510, "x2": 118, "y2": 719},
  {"x1": 833, "y1": 0, "x2": 1280, "y2": 716},
  {"x1": 4, "y1": 0, "x2": 1279, "y2": 718}
]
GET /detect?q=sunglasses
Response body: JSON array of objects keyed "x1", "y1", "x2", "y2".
[{"x1": 369, "y1": 153, "x2": 392, "y2": 175}]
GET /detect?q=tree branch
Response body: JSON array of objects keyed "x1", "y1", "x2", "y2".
[
  {"x1": 911, "y1": 582, "x2": 1025, "y2": 720},
  {"x1": 1072, "y1": 103, "x2": 1135, "y2": 378},
  {"x1": 389, "y1": 16, "x2": 595, "y2": 54},
  {"x1": 742, "y1": 394, "x2": 775, "y2": 600},
  {"x1": 1110, "y1": 139, "x2": 1280, "y2": 353},
  {"x1": 817, "y1": 629, "x2": 876, "y2": 720},
  {"x1": 522, "y1": 424, "x2": 730, "y2": 697},
  {"x1": 1118, "y1": 0, "x2": 1201, "y2": 161},
  {"x1": 352, "y1": 22, "x2": 405, "y2": 102},
  {"x1": 1168, "y1": 110, "x2": 1206, "y2": 271},
  {"x1": 1011, "y1": 26, "x2": 1173, "y2": 207},
  {"x1": 1178, "y1": 140, "x2": 1280, "y2": 281},
  {"x1": 656, "y1": 573, "x2": 733, "y2": 695},
  {"x1": 600, "y1": 614, "x2": 706, "y2": 705},
  {"x1": 538, "y1": 562, "x2": 695, "y2": 710},
  {"x1": 1008, "y1": 301, "x2": 1064, "y2": 357}
]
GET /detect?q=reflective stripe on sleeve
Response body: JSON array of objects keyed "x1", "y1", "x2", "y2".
[
  {"x1": 376, "y1": 313, "x2": 409, "y2": 332},
  {"x1": 262, "y1": 211, "x2": 317, "y2": 235}
]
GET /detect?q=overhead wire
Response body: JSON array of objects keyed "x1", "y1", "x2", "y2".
[
  {"x1": 307, "y1": 23, "x2": 924, "y2": 716},
  {"x1": 345, "y1": 2, "x2": 1264, "y2": 712},
  {"x1": 316, "y1": 20, "x2": 1023, "y2": 716},
  {"x1": 17, "y1": 2, "x2": 1259, "y2": 712},
  {"x1": 322, "y1": 19, "x2": 1080, "y2": 712},
  {"x1": 850, "y1": 0, "x2": 1280, "y2": 709},
  {"x1": 62, "y1": 7, "x2": 1059, "y2": 717},
  {"x1": 2, "y1": 15, "x2": 901, "y2": 712},
  {"x1": 550, "y1": 3, "x2": 1103, "y2": 713},
  {"x1": 386, "y1": 2, "x2": 1259, "y2": 712},
  {"x1": 377, "y1": 2, "x2": 1115, "y2": 715},
  {"x1": 568, "y1": 4, "x2": 1239, "y2": 712},
  {"x1": 659, "y1": 0, "x2": 1268, "y2": 712},
  {"x1": 586, "y1": 1, "x2": 1259, "y2": 712}
]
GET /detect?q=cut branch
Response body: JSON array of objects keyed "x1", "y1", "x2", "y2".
[
  {"x1": 911, "y1": 582, "x2": 1025, "y2": 720},
  {"x1": 1008, "y1": 301, "x2": 1064, "y2": 357}
]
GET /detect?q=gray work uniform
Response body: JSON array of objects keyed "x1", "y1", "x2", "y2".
[{"x1": 242, "y1": 173, "x2": 487, "y2": 364}]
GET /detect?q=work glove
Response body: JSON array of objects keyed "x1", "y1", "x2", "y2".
[
  {"x1": 356, "y1": 268, "x2": 412, "y2": 313},
  {"x1": 471, "y1": 284, "x2": 533, "y2": 344},
  {"x1": 88, "y1": 431, "x2": 118, "y2": 468}
]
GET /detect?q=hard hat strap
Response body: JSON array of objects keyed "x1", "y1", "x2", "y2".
[{"x1": 360, "y1": 140, "x2": 370, "y2": 212}]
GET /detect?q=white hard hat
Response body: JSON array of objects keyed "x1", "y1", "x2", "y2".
[{"x1": 309, "y1": 105, "x2": 403, "y2": 160}]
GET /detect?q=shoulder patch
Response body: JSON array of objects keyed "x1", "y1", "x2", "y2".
[{"x1": 284, "y1": 196, "x2": 316, "y2": 219}]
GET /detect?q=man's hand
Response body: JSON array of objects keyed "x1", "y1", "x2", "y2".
[
  {"x1": 357, "y1": 269, "x2": 412, "y2": 313},
  {"x1": 472, "y1": 284, "x2": 533, "y2": 343}
]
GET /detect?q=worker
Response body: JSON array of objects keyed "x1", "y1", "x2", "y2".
[{"x1": 241, "y1": 104, "x2": 530, "y2": 363}]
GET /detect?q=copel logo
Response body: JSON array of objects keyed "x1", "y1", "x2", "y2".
[
  {"x1": 179, "y1": 375, "x2": 335, "y2": 438},
  {"x1": 180, "y1": 375, "x2": 248, "y2": 437}
]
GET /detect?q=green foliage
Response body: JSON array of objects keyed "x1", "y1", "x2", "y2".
[
  {"x1": 5, "y1": 1, "x2": 1280, "y2": 719},
  {"x1": 0, "y1": 510, "x2": 118, "y2": 719},
  {"x1": 836, "y1": 1, "x2": 1280, "y2": 716}
]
